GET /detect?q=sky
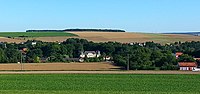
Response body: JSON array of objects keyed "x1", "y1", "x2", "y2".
[{"x1": 0, "y1": 0, "x2": 200, "y2": 33}]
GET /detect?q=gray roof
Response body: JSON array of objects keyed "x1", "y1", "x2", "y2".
[{"x1": 84, "y1": 51, "x2": 96, "y2": 54}]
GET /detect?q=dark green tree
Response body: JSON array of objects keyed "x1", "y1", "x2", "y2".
[{"x1": 178, "y1": 54, "x2": 195, "y2": 62}]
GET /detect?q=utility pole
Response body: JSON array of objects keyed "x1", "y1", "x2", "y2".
[
  {"x1": 127, "y1": 54, "x2": 130, "y2": 70},
  {"x1": 21, "y1": 52, "x2": 23, "y2": 71}
]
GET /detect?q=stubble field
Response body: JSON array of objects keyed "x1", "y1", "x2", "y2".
[
  {"x1": 0, "y1": 32, "x2": 200, "y2": 44},
  {"x1": 71, "y1": 32, "x2": 200, "y2": 44}
]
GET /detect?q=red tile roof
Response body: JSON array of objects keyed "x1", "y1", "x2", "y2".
[
  {"x1": 176, "y1": 52, "x2": 183, "y2": 56},
  {"x1": 178, "y1": 62, "x2": 197, "y2": 67}
]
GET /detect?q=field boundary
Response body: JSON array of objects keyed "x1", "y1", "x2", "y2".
[{"x1": 0, "y1": 71, "x2": 199, "y2": 74}]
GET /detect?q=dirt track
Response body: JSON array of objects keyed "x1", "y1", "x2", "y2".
[{"x1": 0, "y1": 71, "x2": 199, "y2": 74}]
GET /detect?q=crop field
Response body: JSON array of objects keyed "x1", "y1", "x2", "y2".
[
  {"x1": 0, "y1": 63, "x2": 122, "y2": 71},
  {"x1": 70, "y1": 32, "x2": 200, "y2": 44},
  {"x1": 0, "y1": 37, "x2": 25, "y2": 43},
  {"x1": 1, "y1": 31, "x2": 200, "y2": 44},
  {"x1": 0, "y1": 32, "x2": 77, "y2": 38},
  {"x1": 0, "y1": 74, "x2": 199, "y2": 94}
]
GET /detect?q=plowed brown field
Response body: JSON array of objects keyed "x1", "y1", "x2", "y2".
[{"x1": 0, "y1": 63, "x2": 122, "y2": 71}]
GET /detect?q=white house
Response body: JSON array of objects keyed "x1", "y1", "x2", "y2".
[
  {"x1": 178, "y1": 62, "x2": 197, "y2": 71},
  {"x1": 104, "y1": 56, "x2": 111, "y2": 61},
  {"x1": 80, "y1": 51, "x2": 101, "y2": 58},
  {"x1": 174, "y1": 52, "x2": 183, "y2": 59},
  {"x1": 32, "y1": 42, "x2": 37, "y2": 45}
]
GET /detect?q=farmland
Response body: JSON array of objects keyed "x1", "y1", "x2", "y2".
[
  {"x1": 0, "y1": 32, "x2": 77, "y2": 38},
  {"x1": 0, "y1": 63, "x2": 122, "y2": 71},
  {"x1": 0, "y1": 31, "x2": 200, "y2": 44},
  {"x1": 0, "y1": 32, "x2": 78, "y2": 43},
  {"x1": 71, "y1": 32, "x2": 200, "y2": 44},
  {"x1": 0, "y1": 74, "x2": 199, "y2": 94}
]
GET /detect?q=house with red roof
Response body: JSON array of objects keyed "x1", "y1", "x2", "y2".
[
  {"x1": 178, "y1": 62, "x2": 197, "y2": 71},
  {"x1": 175, "y1": 52, "x2": 183, "y2": 59}
]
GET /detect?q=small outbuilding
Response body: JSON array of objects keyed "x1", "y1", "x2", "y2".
[{"x1": 178, "y1": 62, "x2": 197, "y2": 71}]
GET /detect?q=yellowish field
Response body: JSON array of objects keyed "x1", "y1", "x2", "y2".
[
  {"x1": 71, "y1": 32, "x2": 200, "y2": 44},
  {"x1": 0, "y1": 32, "x2": 200, "y2": 44},
  {"x1": 0, "y1": 37, "x2": 26, "y2": 43},
  {"x1": 27, "y1": 36, "x2": 78, "y2": 42}
]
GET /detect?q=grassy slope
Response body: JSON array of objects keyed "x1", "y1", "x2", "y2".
[
  {"x1": 0, "y1": 74, "x2": 199, "y2": 94},
  {"x1": 0, "y1": 32, "x2": 77, "y2": 37}
]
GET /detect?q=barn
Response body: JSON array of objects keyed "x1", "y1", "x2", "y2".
[{"x1": 178, "y1": 62, "x2": 197, "y2": 71}]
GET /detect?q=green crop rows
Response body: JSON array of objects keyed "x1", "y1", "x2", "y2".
[
  {"x1": 0, "y1": 32, "x2": 77, "y2": 37},
  {"x1": 0, "y1": 74, "x2": 199, "y2": 94}
]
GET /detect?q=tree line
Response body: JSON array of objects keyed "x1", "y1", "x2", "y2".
[
  {"x1": 0, "y1": 39, "x2": 199, "y2": 70},
  {"x1": 26, "y1": 29, "x2": 126, "y2": 32}
]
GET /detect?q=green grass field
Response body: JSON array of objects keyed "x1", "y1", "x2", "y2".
[
  {"x1": 0, "y1": 74, "x2": 199, "y2": 94},
  {"x1": 0, "y1": 32, "x2": 77, "y2": 37}
]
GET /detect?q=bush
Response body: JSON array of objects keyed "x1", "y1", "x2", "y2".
[
  {"x1": 160, "y1": 65, "x2": 178, "y2": 70},
  {"x1": 138, "y1": 66, "x2": 156, "y2": 70}
]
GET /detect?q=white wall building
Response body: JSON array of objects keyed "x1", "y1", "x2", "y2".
[{"x1": 80, "y1": 51, "x2": 101, "y2": 58}]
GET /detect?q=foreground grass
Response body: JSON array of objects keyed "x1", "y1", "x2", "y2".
[
  {"x1": 0, "y1": 74, "x2": 199, "y2": 94},
  {"x1": 0, "y1": 32, "x2": 77, "y2": 37}
]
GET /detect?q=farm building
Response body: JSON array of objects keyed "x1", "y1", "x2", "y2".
[{"x1": 178, "y1": 62, "x2": 197, "y2": 71}]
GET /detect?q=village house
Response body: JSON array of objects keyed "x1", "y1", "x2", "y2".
[
  {"x1": 194, "y1": 58, "x2": 200, "y2": 61},
  {"x1": 178, "y1": 62, "x2": 197, "y2": 71},
  {"x1": 104, "y1": 56, "x2": 111, "y2": 61},
  {"x1": 138, "y1": 43, "x2": 146, "y2": 47},
  {"x1": 19, "y1": 48, "x2": 28, "y2": 54},
  {"x1": 129, "y1": 43, "x2": 134, "y2": 46},
  {"x1": 174, "y1": 52, "x2": 183, "y2": 59},
  {"x1": 80, "y1": 51, "x2": 101, "y2": 58},
  {"x1": 32, "y1": 42, "x2": 37, "y2": 45}
]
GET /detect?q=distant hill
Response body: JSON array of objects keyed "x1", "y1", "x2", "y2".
[
  {"x1": 26, "y1": 29, "x2": 126, "y2": 32},
  {"x1": 163, "y1": 32, "x2": 200, "y2": 36}
]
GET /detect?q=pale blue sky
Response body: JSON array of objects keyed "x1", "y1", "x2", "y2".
[{"x1": 0, "y1": 0, "x2": 200, "y2": 32}]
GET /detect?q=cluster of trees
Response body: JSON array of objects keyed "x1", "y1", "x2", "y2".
[
  {"x1": 0, "y1": 39, "x2": 200, "y2": 70},
  {"x1": 26, "y1": 29, "x2": 126, "y2": 32},
  {"x1": 26, "y1": 30, "x2": 64, "y2": 32},
  {"x1": 63, "y1": 29, "x2": 126, "y2": 32}
]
